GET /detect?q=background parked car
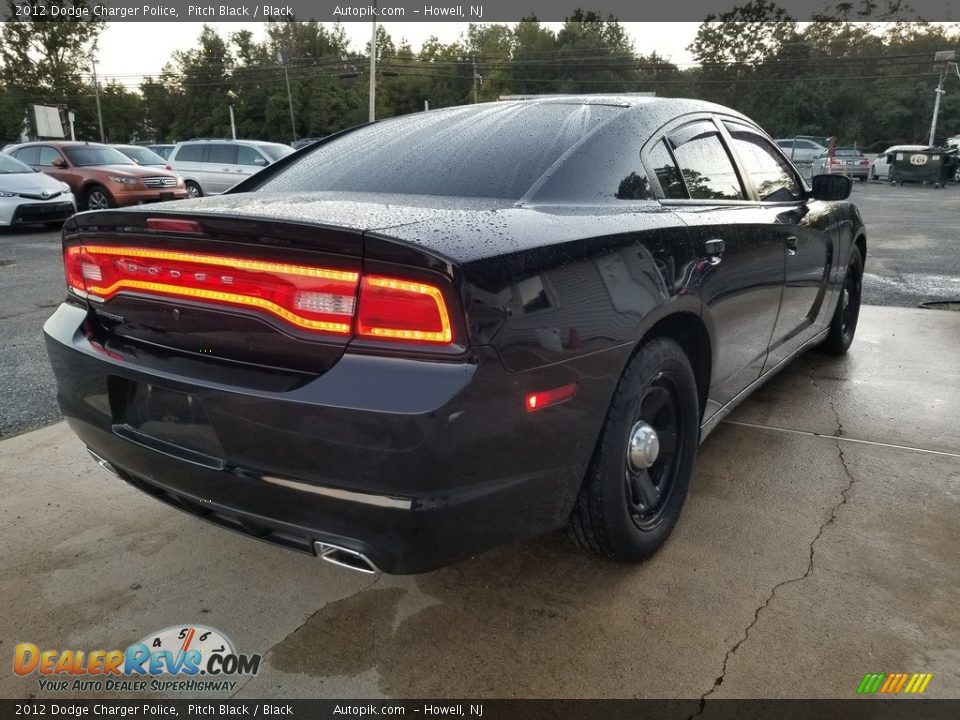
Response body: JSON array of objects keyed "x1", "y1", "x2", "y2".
[
  {"x1": 4, "y1": 142, "x2": 188, "y2": 211},
  {"x1": 146, "y1": 144, "x2": 175, "y2": 160},
  {"x1": 775, "y1": 138, "x2": 828, "y2": 164},
  {"x1": 870, "y1": 145, "x2": 927, "y2": 181},
  {"x1": 168, "y1": 139, "x2": 295, "y2": 197},
  {"x1": 113, "y1": 144, "x2": 172, "y2": 168},
  {"x1": 0, "y1": 152, "x2": 75, "y2": 228},
  {"x1": 812, "y1": 147, "x2": 871, "y2": 180}
]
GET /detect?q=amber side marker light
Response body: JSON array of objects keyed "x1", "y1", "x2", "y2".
[{"x1": 526, "y1": 383, "x2": 578, "y2": 412}]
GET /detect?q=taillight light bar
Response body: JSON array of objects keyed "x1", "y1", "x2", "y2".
[{"x1": 64, "y1": 244, "x2": 456, "y2": 346}]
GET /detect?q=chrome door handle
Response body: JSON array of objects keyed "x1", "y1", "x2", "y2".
[{"x1": 786, "y1": 235, "x2": 798, "y2": 255}]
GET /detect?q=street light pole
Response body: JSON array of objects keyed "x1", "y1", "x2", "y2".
[
  {"x1": 369, "y1": 12, "x2": 377, "y2": 122},
  {"x1": 91, "y1": 60, "x2": 105, "y2": 142},
  {"x1": 278, "y1": 50, "x2": 296, "y2": 143},
  {"x1": 929, "y1": 51, "x2": 958, "y2": 146}
]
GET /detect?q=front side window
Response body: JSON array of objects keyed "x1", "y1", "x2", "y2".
[
  {"x1": 237, "y1": 146, "x2": 267, "y2": 167},
  {"x1": 724, "y1": 123, "x2": 802, "y2": 202},
  {"x1": 38, "y1": 147, "x2": 64, "y2": 166},
  {"x1": 668, "y1": 121, "x2": 745, "y2": 200}
]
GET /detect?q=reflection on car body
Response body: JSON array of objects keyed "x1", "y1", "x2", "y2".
[{"x1": 44, "y1": 97, "x2": 866, "y2": 574}]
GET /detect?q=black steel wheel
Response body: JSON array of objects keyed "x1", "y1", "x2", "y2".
[
  {"x1": 568, "y1": 337, "x2": 699, "y2": 561},
  {"x1": 822, "y1": 245, "x2": 863, "y2": 355}
]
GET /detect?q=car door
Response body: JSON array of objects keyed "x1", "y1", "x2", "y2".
[
  {"x1": 720, "y1": 120, "x2": 838, "y2": 368},
  {"x1": 203, "y1": 143, "x2": 239, "y2": 195},
  {"x1": 645, "y1": 117, "x2": 785, "y2": 421}
]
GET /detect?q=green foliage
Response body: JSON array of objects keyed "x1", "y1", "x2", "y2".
[{"x1": 2, "y1": 9, "x2": 960, "y2": 149}]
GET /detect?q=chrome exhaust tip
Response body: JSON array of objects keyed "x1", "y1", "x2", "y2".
[
  {"x1": 87, "y1": 448, "x2": 120, "y2": 477},
  {"x1": 314, "y1": 541, "x2": 379, "y2": 574}
]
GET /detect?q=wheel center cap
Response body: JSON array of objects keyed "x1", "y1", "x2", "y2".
[{"x1": 629, "y1": 421, "x2": 660, "y2": 470}]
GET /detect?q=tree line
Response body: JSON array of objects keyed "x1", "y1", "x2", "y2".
[{"x1": 2, "y1": 0, "x2": 960, "y2": 150}]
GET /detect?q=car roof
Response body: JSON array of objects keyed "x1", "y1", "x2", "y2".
[
  {"x1": 6, "y1": 140, "x2": 109, "y2": 149},
  {"x1": 882, "y1": 144, "x2": 928, "y2": 152}
]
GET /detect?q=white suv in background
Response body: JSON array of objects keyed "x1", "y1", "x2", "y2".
[{"x1": 168, "y1": 139, "x2": 294, "y2": 197}]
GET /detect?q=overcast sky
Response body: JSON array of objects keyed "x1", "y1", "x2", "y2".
[{"x1": 95, "y1": 22, "x2": 700, "y2": 84}]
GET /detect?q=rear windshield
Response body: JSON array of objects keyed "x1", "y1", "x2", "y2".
[
  {"x1": 257, "y1": 103, "x2": 624, "y2": 199},
  {"x1": 833, "y1": 149, "x2": 864, "y2": 157},
  {"x1": 64, "y1": 146, "x2": 135, "y2": 167}
]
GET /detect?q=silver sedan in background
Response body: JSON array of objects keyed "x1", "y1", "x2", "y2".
[{"x1": 0, "y1": 153, "x2": 76, "y2": 228}]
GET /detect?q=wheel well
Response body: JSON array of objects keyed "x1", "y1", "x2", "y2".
[
  {"x1": 854, "y1": 234, "x2": 866, "y2": 264},
  {"x1": 642, "y1": 313, "x2": 711, "y2": 421}
]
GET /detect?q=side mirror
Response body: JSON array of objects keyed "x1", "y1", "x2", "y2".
[
  {"x1": 253, "y1": 157, "x2": 268, "y2": 167},
  {"x1": 810, "y1": 174, "x2": 852, "y2": 201},
  {"x1": 51, "y1": 158, "x2": 65, "y2": 168}
]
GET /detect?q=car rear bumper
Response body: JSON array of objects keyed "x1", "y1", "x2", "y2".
[{"x1": 44, "y1": 303, "x2": 621, "y2": 573}]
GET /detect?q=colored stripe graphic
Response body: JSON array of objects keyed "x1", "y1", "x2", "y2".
[{"x1": 858, "y1": 672, "x2": 932, "y2": 694}]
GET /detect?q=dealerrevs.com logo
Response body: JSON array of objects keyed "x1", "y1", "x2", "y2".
[{"x1": 14, "y1": 625, "x2": 261, "y2": 693}]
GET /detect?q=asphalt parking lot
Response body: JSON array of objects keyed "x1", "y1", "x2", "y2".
[{"x1": 1, "y1": 182, "x2": 959, "y2": 700}]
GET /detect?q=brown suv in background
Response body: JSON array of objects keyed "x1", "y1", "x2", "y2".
[{"x1": 3, "y1": 141, "x2": 188, "y2": 211}]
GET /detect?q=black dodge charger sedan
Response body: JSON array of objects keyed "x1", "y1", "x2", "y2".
[{"x1": 44, "y1": 97, "x2": 865, "y2": 574}]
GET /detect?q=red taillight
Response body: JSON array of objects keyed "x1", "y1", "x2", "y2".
[
  {"x1": 65, "y1": 245, "x2": 359, "y2": 335},
  {"x1": 830, "y1": 158, "x2": 841, "y2": 165},
  {"x1": 860, "y1": 159, "x2": 869, "y2": 165},
  {"x1": 356, "y1": 275, "x2": 452, "y2": 344},
  {"x1": 146, "y1": 218, "x2": 203, "y2": 234},
  {"x1": 64, "y1": 244, "x2": 457, "y2": 347},
  {"x1": 525, "y1": 383, "x2": 578, "y2": 412}
]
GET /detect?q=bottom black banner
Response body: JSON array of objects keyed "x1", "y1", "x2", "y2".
[{"x1": 1, "y1": 700, "x2": 958, "y2": 720}]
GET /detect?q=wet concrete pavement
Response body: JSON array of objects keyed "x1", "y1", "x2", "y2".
[{"x1": 2, "y1": 305, "x2": 957, "y2": 700}]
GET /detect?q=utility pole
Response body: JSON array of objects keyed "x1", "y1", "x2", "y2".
[
  {"x1": 929, "y1": 51, "x2": 959, "y2": 146},
  {"x1": 277, "y1": 50, "x2": 297, "y2": 142},
  {"x1": 369, "y1": 11, "x2": 377, "y2": 122},
  {"x1": 229, "y1": 105, "x2": 237, "y2": 140},
  {"x1": 472, "y1": 58, "x2": 480, "y2": 104},
  {"x1": 91, "y1": 60, "x2": 105, "y2": 142}
]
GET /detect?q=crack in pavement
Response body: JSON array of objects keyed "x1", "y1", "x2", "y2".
[
  {"x1": 687, "y1": 375, "x2": 856, "y2": 719},
  {"x1": 228, "y1": 572, "x2": 382, "y2": 698}
]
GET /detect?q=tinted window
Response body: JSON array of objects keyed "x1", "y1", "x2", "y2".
[
  {"x1": 208, "y1": 144, "x2": 237, "y2": 165},
  {"x1": 668, "y1": 121, "x2": 744, "y2": 200},
  {"x1": 63, "y1": 146, "x2": 135, "y2": 167},
  {"x1": 14, "y1": 147, "x2": 40, "y2": 165},
  {"x1": 175, "y1": 144, "x2": 204, "y2": 162},
  {"x1": 647, "y1": 141, "x2": 686, "y2": 199},
  {"x1": 725, "y1": 123, "x2": 802, "y2": 202},
  {"x1": 38, "y1": 147, "x2": 63, "y2": 166},
  {"x1": 258, "y1": 103, "x2": 623, "y2": 199},
  {"x1": 237, "y1": 146, "x2": 267, "y2": 166}
]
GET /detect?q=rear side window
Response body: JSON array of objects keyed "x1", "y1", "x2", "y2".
[
  {"x1": 668, "y1": 121, "x2": 745, "y2": 200},
  {"x1": 14, "y1": 147, "x2": 40, "y2": 165},
  {"x1": 724, "y1": 123, "x2": 802, "y2": 202},
  {"x1": 208, "y1": 144, "x2": 237, "y2": 165},
  {"x1": 175, "y1": 145, "x2": 204, "y2": 163},
  {"x1": 647, "y1": 141, "x2": 687, "y2": 199},
  {"x1": 257, "y1": 103, "x2": 623, "y2": 199}
]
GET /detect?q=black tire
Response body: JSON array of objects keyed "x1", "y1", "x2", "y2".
[
  {"x1": 822, "y1": 245, "x2": 863, "y2": 355},
  {"x1": 185, "y1": 181, "x2": 203, "y2": 199},
  {"x1": 84, "y1": 185, "x2": 113, "y2": 212},
  {"x1": 567, "y1": 337, "x2": 700, "y2": 561}
]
